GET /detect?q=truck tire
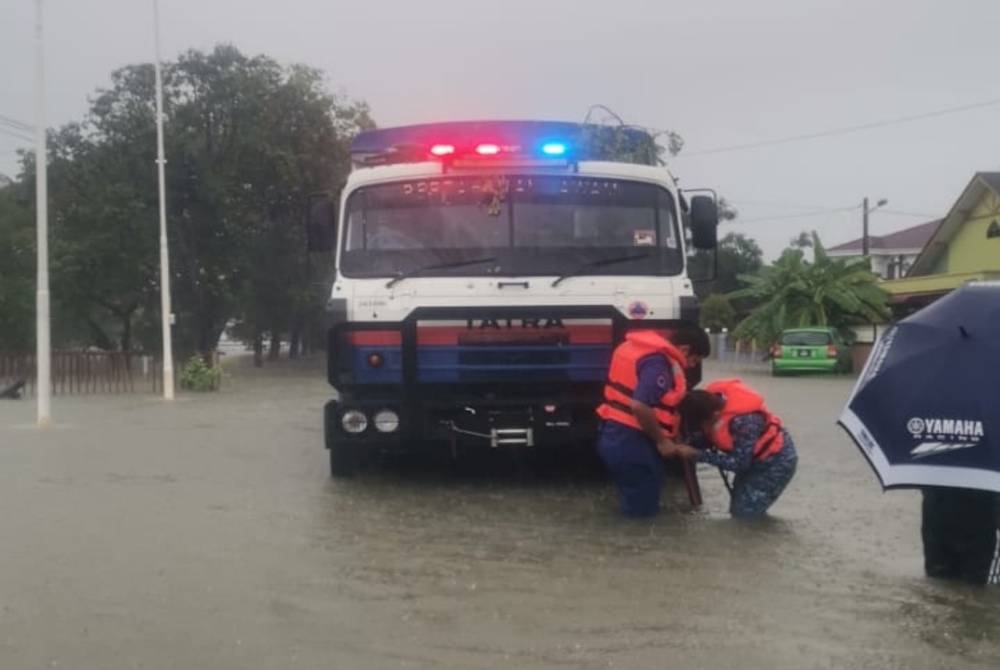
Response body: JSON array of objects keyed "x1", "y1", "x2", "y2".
[
  {"x1": 328, "y1": 440, "x2": 357, "y2": 477},
  {"x1": 324, "y1": 400, "x2": 357, "y2": 477}
]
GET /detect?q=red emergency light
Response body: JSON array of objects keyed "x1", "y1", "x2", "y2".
[
  {"x1": 474, "y1": 143, "x2": 501, "y2": 156},
  {"x1": 429, "y1": 144, "x2": 455, "y2": 156}
]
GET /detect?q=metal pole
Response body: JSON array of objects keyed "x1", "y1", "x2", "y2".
[
  {"x1": 681, "y1": 460, "x2": 702, "y2": 507},
  {"x1": 34, "y1": 0, "x2": 51, "y2": 426},
  {"x1": 153, "y1": 0, "x2": 175, "y2": 400},
  {"x1": 718, "y1": 467, "x2": 733, "y2": 496},
  {"x1": 861, "y1": 196, "x2": 870, "y2": 257},
  {"x1": 304, "y1": 222, "x2": 311, "y2": 356}
]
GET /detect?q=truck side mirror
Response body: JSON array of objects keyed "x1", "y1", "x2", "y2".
[
  {"x1": 307, "y1": 193, "x2": 337, "y2": 253},
  {"x1": 689, "y1": 195, "x2": 718, "y2": 250}
]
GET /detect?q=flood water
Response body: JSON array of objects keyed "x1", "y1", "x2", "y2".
[{"x1": 1, "y1": 357, "x2": 997, "y2": 669}]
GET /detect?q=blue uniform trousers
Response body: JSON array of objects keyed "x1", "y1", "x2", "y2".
[{"x1": 597, "y1": 421, "x2": 665, "y2": 517}]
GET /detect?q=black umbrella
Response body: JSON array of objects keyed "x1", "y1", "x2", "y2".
[{"x1": 838, "y1": 281, "x2": 1000, "y2": 492}]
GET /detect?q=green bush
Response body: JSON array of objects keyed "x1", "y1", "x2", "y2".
[{"x1": 179, "y1": 355, "x2": 220, "y2": 392}]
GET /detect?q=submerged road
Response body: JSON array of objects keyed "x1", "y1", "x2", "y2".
[{"x1": 1, "y1": 358, "x2": 997, "y2": 669}]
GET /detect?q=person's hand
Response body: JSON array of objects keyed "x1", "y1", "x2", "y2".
[
  {"x1": 656, "y1": 440, "x2": 680, "y2": 458},
  {"x1": 674, "y1": 444, "x2": 701, "y2": 460}
]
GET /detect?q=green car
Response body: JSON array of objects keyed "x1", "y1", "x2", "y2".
[{"x1": 771, "y1": 328, "x2": 853, "y2": 375}]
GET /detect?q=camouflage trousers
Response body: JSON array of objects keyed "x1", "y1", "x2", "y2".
[{"x1": 729, "y1": 440, "x2": 798, "y2": 517}]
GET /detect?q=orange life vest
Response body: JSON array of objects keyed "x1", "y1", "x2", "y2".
[
  {"x1": 596, "y1": 330, "x2": 688, "y2": 438},
  {"x1": 705, "y1": 378, "x2": 784, "y2": 461}
]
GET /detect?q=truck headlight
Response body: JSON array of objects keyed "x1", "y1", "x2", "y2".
[
  {"x1": 373, "y1": 409, "x2": 400, "y2": 433},
  {"x1": 341, "y1": 409, "x2": 368, "y2": 434}
]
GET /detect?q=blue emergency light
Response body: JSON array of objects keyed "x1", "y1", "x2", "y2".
[{"x1": 541, "y1": 142, "x2": 567, "y2": 156}]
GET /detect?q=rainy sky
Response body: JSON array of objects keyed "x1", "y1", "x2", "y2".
[{"x1": 2, "y1": 0, "x2": 999, "y2": 258}]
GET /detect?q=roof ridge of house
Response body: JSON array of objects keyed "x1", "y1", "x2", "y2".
[{"x1": 829, "y1": 219, "x2": 939, "y2": 252}]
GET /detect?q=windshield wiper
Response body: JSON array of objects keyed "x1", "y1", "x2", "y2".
[
  {"x1": 551, "y1": 252, "x2": 654, "y2": 287},
  {"x1": 385, "y1": 256, "x2": 498, "y2": 289}
]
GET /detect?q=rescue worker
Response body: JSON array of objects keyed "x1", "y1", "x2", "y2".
[
  {"x1": 675, "y1": 379, "x2": 797, "y2": 518},
  {"x1": 595, "y1": 328, "x2": 710, "y2": 517}
]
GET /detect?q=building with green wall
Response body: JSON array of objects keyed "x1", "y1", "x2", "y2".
[{"x1": 883, "y1": 172, "x2": 1000, "y2": 313}]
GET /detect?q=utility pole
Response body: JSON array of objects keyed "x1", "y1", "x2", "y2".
[
  {"x1": 862, "y1": 197, "x2": 869, "y2": 257},
  {"x1": 34, "y1": 0, "x2": 51, "y2": 427},
  {"x1": 861, "y1": 197, "x2": 888, "y2": 259},
  {"x1": 153, "y1": 0, "x2": 175, "y2": 400}
]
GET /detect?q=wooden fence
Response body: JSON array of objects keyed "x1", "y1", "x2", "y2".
[{"x1": 0, "y1": 351, "x2": 166, "y2": 396}]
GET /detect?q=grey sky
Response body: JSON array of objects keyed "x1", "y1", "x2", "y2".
[{"x1": 2, "y1": 0, "x2": 998, "y2": 258}]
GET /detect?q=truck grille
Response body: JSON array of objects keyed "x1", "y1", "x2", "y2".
[{"x1": 416, "y1": 321, "x2": 610, "y2": 384}]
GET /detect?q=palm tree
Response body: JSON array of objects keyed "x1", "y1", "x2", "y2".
[{"x1": 729, "y1": 232, "x2": 889, "y2": 345}]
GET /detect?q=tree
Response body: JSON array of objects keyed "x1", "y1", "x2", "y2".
[
  {"x1": 580, "y1": 122, "x2": 682, "y2": 165},
  {"x1": 729, "y1": 232, "x2": 889, "y2": 344},
  {"x1": 44, "y1": 120, "x2": 161, "y2": 353},
  {"x1": 688, "y1": 232, "x2": 764, "y2": 300},
  {"x1": 160, "y1": 46, "x2": 371, "y2": 359},
  {"x1": 9, "y1": 44, "x2": 370, "y2": 359},
  {"x1": 699, "y1": 294, "x2": 736, "y2": 333},
  {"x1": 0, "y1": 181, "x2": 35, "y2": 351},
  {"x1": 714, "y1": 198, "x2": 739, "y2": 224},
  {"x1": 789, "y1": 230, "x2": 814, "y2": 251}
]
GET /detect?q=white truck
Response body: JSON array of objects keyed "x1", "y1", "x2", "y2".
[{"x1": 309, "y1": 121, "x2": 718, "y2": 475}]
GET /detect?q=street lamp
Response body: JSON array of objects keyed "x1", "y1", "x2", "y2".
[
  {"x1": 153, "y1": 0, "x2": 175, "y2": 400},
  {"x1": 34, "y1": 0, "x2": 51, "y2": 426},
  {"x1": 862, "y1": 197, "x2": 888, "y2": 257}
]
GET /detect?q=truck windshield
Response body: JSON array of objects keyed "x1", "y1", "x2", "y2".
[{"x1": 340, "y1": 175, "x2": 682, "y2": 278}]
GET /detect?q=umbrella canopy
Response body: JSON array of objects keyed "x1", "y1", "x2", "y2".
[{"x1": 839, "y1": 281, "x2": 1000, "y2": 492}]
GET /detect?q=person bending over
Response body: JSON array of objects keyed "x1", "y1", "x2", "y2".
[{"x1": 676, "y1": 379, "x2": 797, "y2": 518}]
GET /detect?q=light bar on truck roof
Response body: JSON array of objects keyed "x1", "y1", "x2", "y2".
[{"x1": 349, "y1": 120, "x2": 657, "y2": 167}]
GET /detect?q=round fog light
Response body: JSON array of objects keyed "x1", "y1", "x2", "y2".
[
  {"x1": 373, "y1": 409, "x2": 400, "y2": 433},
  {"x1": 341, "y1": 409, "x2": 368, "y2": 434}
]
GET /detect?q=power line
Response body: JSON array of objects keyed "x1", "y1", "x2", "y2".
[
  {"x1": 728, "y1": 198, "x2": 850, "y2": 212},
  {"x1": 0, "y1": 113, "x2": 33, "y2": 132},
  {"x1": 677, "y1": 96, "x2": 1000, "y2": 158},
  {"x1": 732, "y1": 205, "x2": 860, "y2": 224},
  {"x1": 728, "y1": 199, "x2": 938, "y2": 220},
  {"x1": 879, "y1": 209, "x2": 937, "y2": 218},
  {"x1": 0, "y1": 126, "x2": 34, "y2": 143}
]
